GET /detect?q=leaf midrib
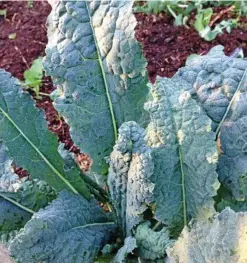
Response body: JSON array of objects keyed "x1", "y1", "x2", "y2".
[
  {"x1": 215, "y1": 68, "x2": 247, "y2": 136},
  {"x1": 163, "y1": 86, "x2": 187, "y2": 226},
  {"x1": 0, "y1": 193, "x2": 34, "y2": 214},
  {"x1": 72, "y1": 222, "x2": 115, "y2": 231},
  {"x1": 0, "y1": 107, "x2": 78, "y2": 194},
  {"x1": 85, "y1": 1, "x2": 118, "y2": 142}
]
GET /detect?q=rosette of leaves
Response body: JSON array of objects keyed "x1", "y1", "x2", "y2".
[{"x1": 0, "y1": 0, "x2": 247, "y2": 262}]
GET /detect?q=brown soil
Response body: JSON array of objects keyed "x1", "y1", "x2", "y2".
[
  {"x1": 135, "y1": 11, "x2": 247, "y2": 82},
  {"x1": 0, "y1": 1, "x2": 247, "y2": 176},
  {"x1": 0, "y1": 1, "x2": 50, "y2": 79}
]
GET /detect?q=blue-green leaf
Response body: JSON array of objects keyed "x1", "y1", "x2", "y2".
[
  {"x1": 145, "y1": 77, "x2": 220, "y2": 233},
  {"x1": 176, "y1": 46, "x2": 247, "y2": 201},
  {"x1": 113, "y1": 236, "x2": 137, "y2": 263},
  {"x1": 44, "y1": 0, "x2": 148, "y2": 174},
  {"x1": 10, "y1": 191, "x2": 116, "y2": 263},
  {"x1": 134, "y1": 221, "x2": 174, "y2": 260}
]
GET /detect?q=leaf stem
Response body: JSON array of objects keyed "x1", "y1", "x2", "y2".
[
  {"x1": 152, "y1": 221, "x2": 162, "y2": 231},
  {"x1": 167, "y1": 5, "x2": 178, "y2": 20},
  {"x1": 39, "y1": 92, "x2": 50, "y2": 97},
  {"x1": 216, "y1": 68, "x2": 247, "y2": 137},
  {"x1": 0, "y1": 193, "x2": 35, "y2": 214},
  {"x1": 179, "y1": 147, "x2": 187, "y2": 226},
  {"x1": 83, "y1": 173, "x2": 108, "y2": 197}
]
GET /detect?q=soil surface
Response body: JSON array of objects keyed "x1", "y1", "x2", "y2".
[
  {"x1": 0, "y1": 1, "x2": 247, "y2": 176},
  {"x1": 135, "y1": 11, "x2": 247, "y2": 82}
]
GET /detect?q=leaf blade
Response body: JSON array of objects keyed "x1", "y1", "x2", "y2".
[
  {"x1": 176, "y1": 46, "x2": 247, "y2": 200},
  {"x1": 108, "y1": 121, "x2": 154, "y2": 236},
  {"x1": 0, "y1": 70, "x2": 90, "y2": 197},
  {"x1": 10, "y1": 191, "x2": 116, "y2": 263},
  {"x1": 167, "y1": 208, "x2": 247, "y2": 263},
  {"x1": 44, "y1": 0, "x2": 148, "y2": 173},
  {"x1": 145, "y1": 77, "x2": 220, "y2": 233}
]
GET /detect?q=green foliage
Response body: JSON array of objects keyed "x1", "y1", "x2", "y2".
[
  {"x1": 108, "y1": 121, "x2": 154, "y2": 236},
  {"x1": 0, "y1": 70, "x2": 90, "y2": 198},
  {"x1": 4, "y1": 178, "x2": 57, "y2": 212},
  {"x1": 145, "y1": 77, "x2": 219, "y2": 233},
  {"x1": 0, "y1": 197, "x2": 31, "y2": 246},
  {"x1": 167, "y1": 208, "x2": 247, "y2": 263},
  {"x1": 194, "y1": 7, "x2": 213, "y2": 31},
  {"x1": 0, "y1": 9, "x2": 7, "y2": 18},
  {"x1": 113, "y1": 237, "x2": 137, "y2": 263},
  {"x1": 23, "y1": 57, "x2": 43, "y2": 97},
  {"x1": 0, "y1": 143, "x2": 58, "y2": 245},
  {"x1": 44, "y1": 0, "x2": 149, "y2": 174},
  {"x1": 134, "y1": 221, "x2": 174, "y2": 260},
  {"x1": 135, "y1": 0, "x2": 242, "y2": 41},
  {"x1": 0, "y1": 0, "x2": 247, "y2": 262},
  {"x1": 176, "y1": 45, "x2": 247, "y2": 201},
  {"x1": 9, "y1": 191, "x2": 116, "y2": 263}
]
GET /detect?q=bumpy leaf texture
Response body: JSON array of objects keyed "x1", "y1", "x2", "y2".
[
  {"x1": 0, "y1": 178, "x2": 57, "y2": 246},
  {"x1": 145, "y1": 77, "x2": 220, "y2": 233},
  {"x1": 0, "y1": 144, "x2": 57, "y2": 244},
  {"x1": 108, "y1": 121, "x2": 154, "y2": 236},
  {"x1": 44, "y1": 0, "x2": 148, "y2": 174},
  {"x1": 175, "y1": 45, "x2": 247, "y2": 201},
  {"x1": 4, "y1": 178, "x2": 57, "y2": 212},
  {"x1": 0, "y1": 141, "x2": 56, "y2": 245},
  {"x1": 0, "y1": 198, "x2": 31, "y2": 245},
  {"x1": 135, "y1": 221, "x2": 174, "y2": 260},
  {"x1": 0, "y1": 179, "x2": 57, "y2": 246},
  {"x1": 0, "y1": 142, "x2": 19, "y2": 192},
  {"x1": 10, "y1": 191, "x2": 116, "y2": 263},
  {"x1": 0, "y1": 69, "x2": 89, "y2": 197},
  {"x1": 0, "y1": 142, "x2": 30, "y2": 245},
  {"x1": 167, "y1": 208, "x2": 247, "y2": 263}
]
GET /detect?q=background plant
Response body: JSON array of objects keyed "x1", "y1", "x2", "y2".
[
  {"x1": 134, "y1": 0, "x2": 245, "y2": 41},
  {"x1": 22, "y1": 57, "x2": 46, "y2": 99}
]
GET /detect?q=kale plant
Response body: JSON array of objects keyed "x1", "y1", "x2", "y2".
[{"x1": 0, "y1": 1, "x2": 247, "y2": 263}]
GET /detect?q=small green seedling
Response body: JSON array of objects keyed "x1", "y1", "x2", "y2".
[
  {"x1": 27, "y1": 0, "x2": 34, "y2": 8},
  {"x1": 0, "y1": 9, "x2": 7, "y2": 18},
  {"x1": 23, "y1": 57, "x2": 44, "y2": 98}
]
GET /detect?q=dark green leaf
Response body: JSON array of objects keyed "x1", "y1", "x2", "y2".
[{"x1": 0, "y1": 69, "x2": 90, "y2": 198}]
